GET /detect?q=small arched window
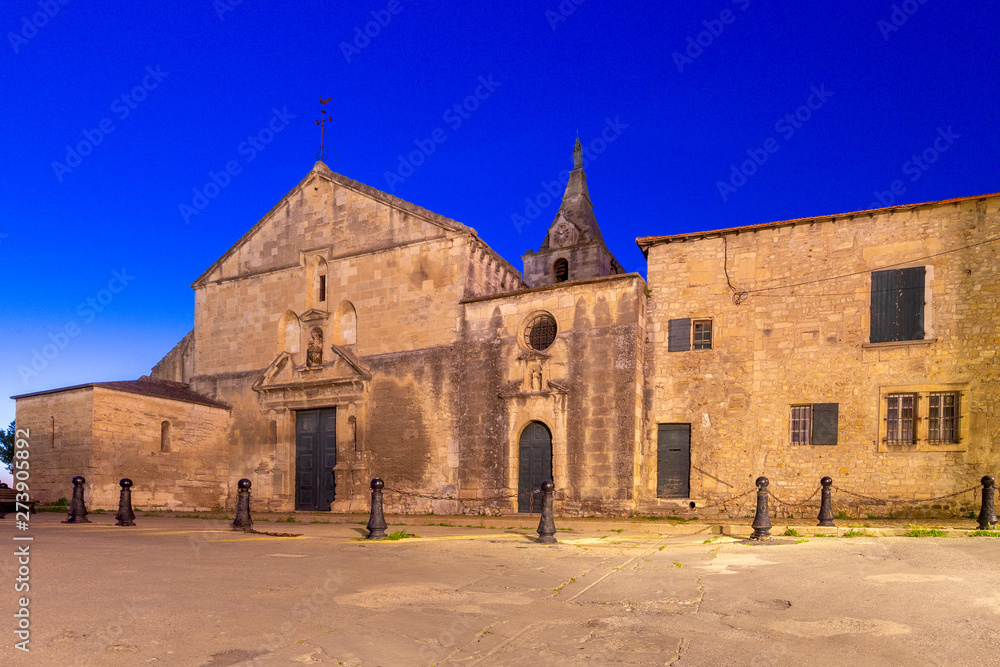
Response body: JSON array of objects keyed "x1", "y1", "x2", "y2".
[
  {"x1": 554, "y1": 258, "x2": 569, "y2": 283},
  {"x1": 161, "y1": 421, "x2": 171, "y2": 453}
]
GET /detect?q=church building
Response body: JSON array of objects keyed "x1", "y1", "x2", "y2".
[{"x1": 14, "y1": 140, "x2": 1000, "y2": 516}]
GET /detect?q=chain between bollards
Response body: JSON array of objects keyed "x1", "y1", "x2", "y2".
[
  {"x1": 750, "y1": 476, "x2": 771, "y2": 540},
  {"x1": 115, "y1": 478, "x2": 136, "y2": 527},
  {"x1": 64, "y1": 475, "x2": 90, "y2": 523},
  {"x1": 978, "y1": 475, "x2": 998, "y2": 530},
  {"x1": 232, "y1": 478, "x2": 253, "y2": 532},
  {"x1": 535, "y1": 480, "x2": 557, "y2": 544},
  {"x1": 366, "y1": 478, "x2": 388, "y2": 539}
]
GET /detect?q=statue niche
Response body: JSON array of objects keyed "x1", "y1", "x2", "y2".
[{"x1": 307, "y1": 327, "x2": 324, "y2": 366}]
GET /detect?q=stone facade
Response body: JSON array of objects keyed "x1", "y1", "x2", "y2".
[
  {"x1": 13, "y1": 140, "x2": 998, "y2": 518},
  {"x1": 638, "y1": 194, "x2": 1000, "y2": 515}
]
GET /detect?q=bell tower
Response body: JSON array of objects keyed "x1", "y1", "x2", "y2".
[{"x1": 522, "y1": 138, "x2": 625, "y2": 287}]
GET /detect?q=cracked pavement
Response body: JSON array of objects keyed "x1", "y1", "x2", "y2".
[{"x1": 4, "y1": 514, "x2": 1000, "y2": 666}]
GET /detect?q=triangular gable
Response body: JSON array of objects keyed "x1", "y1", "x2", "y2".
[
  {"x1": 252, "y1": 346, "x2": 372, "y2": 394},
  {"x1": 193, "y1": 161, "x2": 477, "y2": 289}
]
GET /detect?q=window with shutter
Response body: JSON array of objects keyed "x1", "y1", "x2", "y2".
[
  {"x1": 789, "y1": 403, "x2": 838, "y2": 445},
  {"x1": 668, "y1": 318, "x2": 691, "y2": 352},
  {"x1": 811, "y1": 403, "x2": 839, "y2": 445},
  {"x1": 870, "y1": 266, "x2": 925, "y2": 342}
]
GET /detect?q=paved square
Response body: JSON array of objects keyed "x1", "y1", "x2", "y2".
[{"x1": 3, "y1": 514, "x2": 999, "y2": 665}]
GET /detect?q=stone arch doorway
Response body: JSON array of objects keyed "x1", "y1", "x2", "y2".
[{"x1": 518, "y1": 421, "x2": 553, "y2": 513}]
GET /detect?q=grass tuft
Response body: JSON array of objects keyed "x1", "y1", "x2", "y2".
[
  {"x1": 384, "y1": 529, "x2": 418, "y2": 540},
  {"x1": 842, "y1": 529, "x2": 874, "y2": 538},
  {"x1": 783, "y1": 528, "x2": 801, "y2": 537},
  {"x1": 901, "y1": 528, "x2": 945, "y2": 537},
  {"x1": 970, "y1": 530, "x2": 1000, "y2": 537}
]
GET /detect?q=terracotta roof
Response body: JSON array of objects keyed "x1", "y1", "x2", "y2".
[
  {"x1": 635, "y1": 192, "x2": 1000, "y2": 253},
  {"x1": 11, "y1": 375, "x2": 230, "y2": 410}
]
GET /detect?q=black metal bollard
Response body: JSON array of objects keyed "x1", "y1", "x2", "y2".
[
  {"x1": 366, "y1": 478, "x2": 387, "y2": 540},
  {"x1": 65, "y1": 476, "x2": 90, "y2": 523},
  {"x1": 750, "y1": 476, "x2": 771, "y2": 540},
  {"x1": 232, "y1": 478, "x2": 253, "y2": 532},
  {"x1": 978, "y1": 475, "x2": 998, "y2": 530},
  {"x1": 817, "y1": 476, "x2": 835, "y2": 527},
  {"x1": 0, "y1": 482, "x2": 7, "y2": 519},
  {"x1": 535, "y1": 481, "x2": 558, "y2": 544},
  {"x1": 115, "y1": 478, "x2": 136, "y2": 527}
]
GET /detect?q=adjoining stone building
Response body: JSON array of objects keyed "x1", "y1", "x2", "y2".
[
  {"x1": 13, "y1": 138, "x2": 999, "y2": 516},
  {"x1": 637, "y1": 194, "x2": 1000, "y2": 513}
]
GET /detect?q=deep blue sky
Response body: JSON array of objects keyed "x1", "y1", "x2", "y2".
[{"x1": 2, "y1": 1, "x2": 998, "y2": 481}]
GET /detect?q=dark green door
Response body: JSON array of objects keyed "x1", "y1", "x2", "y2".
[
  {"x1": 518, "y1": 422, "x2": 552, "y2": 513},
  {"x1": 657, "y1": 424, "x2": 690, "y2": 498},
  {"x1": 296, "y1": 409, "x2": 337, "y2": 510}
]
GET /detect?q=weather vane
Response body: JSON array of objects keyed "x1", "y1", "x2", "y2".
[{"x1": 316, "y1": 97, "x2": 333, "y2": 162}]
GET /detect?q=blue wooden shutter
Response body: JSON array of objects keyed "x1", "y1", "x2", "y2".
[
  {"x1": 668, "y1": 318, "x2": 691, "y2": 352},
  {"x1": 898, "y1": 266, "x2": 925, "y2": 341},
  {"x1": 871, "y1": 267, "x2": 925, "y2": 342}
]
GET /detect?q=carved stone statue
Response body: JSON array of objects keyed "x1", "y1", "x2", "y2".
[
  {"x1": 531, "y1": 366, "x2": 543, "y2": 392},
  {"x1": 307, "y1": 329, "x2": 323, "y2": 366},
  {"x1": 573, "y1": 136, "x2": 583, "y2": 169}
]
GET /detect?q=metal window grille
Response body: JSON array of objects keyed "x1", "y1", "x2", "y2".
[
  {"x1": 886, "y1": 393, "x2": 917, "y2": 444},
  {"x1": 693, "y1": 320, "x2": 712, "y2": 350},
  {"x1": 928, "y1": 392, "x2": 959, "y2": 443},
  {"x1": 319, "y1": 275, "x2": 327, "y2": 302},
  {"x1": 525, "y1": 314, "x2": 558, "y2": 351},
  {"x1": 790, "y1": 405, "x2": 811, "y2": 445}
]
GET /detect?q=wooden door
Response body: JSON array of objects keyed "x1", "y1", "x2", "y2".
[
  {"x1": 656, "y1": 424, "x2": 690, "y2": 498},
  {"x1": 296, "y1": 409, "x2": 337, "y2": 510},
  {"x1": 518, "y1": 422, "x2": 552, "y2": 513}
]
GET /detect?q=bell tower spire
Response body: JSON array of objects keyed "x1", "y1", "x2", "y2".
[{"x1": 520, "y1": 138, "x2": 625, "y2": 287}]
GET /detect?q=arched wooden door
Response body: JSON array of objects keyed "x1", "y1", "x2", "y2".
[{"x1": 518, "y1": 422, "x2": 553, "y2": 513}]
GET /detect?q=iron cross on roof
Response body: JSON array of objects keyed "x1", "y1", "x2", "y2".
[{"x1": 315, "y1": 97, "x2": 333, "y2": 162}]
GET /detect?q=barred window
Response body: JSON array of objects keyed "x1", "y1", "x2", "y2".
[
  {"x1": 790, "y1": 405, "x2": 812, "y2": 445},
  {"x1": 886, "y1": 393, "x2": 917, "y2": 444},
  {"x1": 693, "y1": 320, "x2": 713, "y2": 350},
  {"x1": 928, "y1": 392, "x2": 959, "y2": 443},
  {"x1": 524, "y1": 314, "x2": 557, "y2": 351}
]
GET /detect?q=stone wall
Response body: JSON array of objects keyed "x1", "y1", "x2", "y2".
[
  {"x1": 459, "y1": 274, "x2": 646, "y2": 516},
  {"x1": 642, "y1": 196, "x2": 1000, "y2": 516},
  {"x1": 89, "y1": 388, "x2": 230, "y2": 510},
  {"x1": 13, "y1": 389, "x2": 94, "y2": 506}
]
